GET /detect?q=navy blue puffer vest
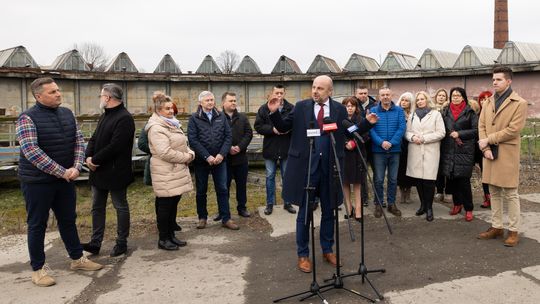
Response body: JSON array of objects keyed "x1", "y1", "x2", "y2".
[{"x1": 18, "y1": 102, "x2": 76, "y2": 183}]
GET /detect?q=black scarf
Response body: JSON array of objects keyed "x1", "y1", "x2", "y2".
[
  {"x1": 494, "y1": 87, "x2": 513, "y2": 112},
  {"x1": 415, "y1": 107, "x2": 430, "y2": 120}
]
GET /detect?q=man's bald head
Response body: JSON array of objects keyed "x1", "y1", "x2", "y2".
[{"x1": 312, "y1": 75, "x2": 333, "y2": 103}]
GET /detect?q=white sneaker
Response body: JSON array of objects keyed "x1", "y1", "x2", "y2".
[
  {"x1": 32, "y1": 264, "x2": 56, "y2": 287},
  {"x1": 70, "y1": 256, "x2": 103, "y2": 271}
]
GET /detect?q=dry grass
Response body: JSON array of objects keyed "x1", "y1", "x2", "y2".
[{"x1": 0, "y1": 170, "x2": 271, "y2": 237}]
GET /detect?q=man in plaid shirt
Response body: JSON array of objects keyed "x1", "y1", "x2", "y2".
[{"x1": 17, "y1": 77, "x2": 102, "y2": 287}]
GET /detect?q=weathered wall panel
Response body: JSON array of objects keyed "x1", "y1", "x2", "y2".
[
  {"x1": 170, "y1": 82, "x2": 208, "y2": 114},
  {"x1": 0, "y1": 78, "x2": 22, "y2": 115}
]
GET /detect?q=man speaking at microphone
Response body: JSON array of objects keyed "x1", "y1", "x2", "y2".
[{"x1": 267, "y1": 75, "x2": 378, "y2": 273}]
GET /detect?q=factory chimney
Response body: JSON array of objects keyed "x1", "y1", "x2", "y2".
[{"x1": 494, "y1": 0, "x2": 509, "y2": 49}]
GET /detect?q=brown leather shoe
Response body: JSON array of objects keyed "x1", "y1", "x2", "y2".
[
  {"x1": 477, "y1": 227, "x2": 504, "y2": 240},
  {"x1": 504, "y1": 231, "x2": 519, "y2": 247},
  {"x1": 196, "y1": 219, "x2": 207, "y2": 229},
  {"x1": 297, "y1": 257, "x2": 312, "y2": 273},
  {"x1": 388, "y1": 204, "x2": 402, "y2": 217},
  {"x1": 322, "y1": 253, "x2": 342, "y2": 267},
  {"x1": 222, "y1": 220, "x2": 239, "y2": 230},
  {"x1": 374, "y1": 205, "x2": 383, "y2": 218}
]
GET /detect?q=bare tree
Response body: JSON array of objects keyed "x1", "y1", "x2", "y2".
[
  {"x1": 217, "y1": 50, "x2": 240, "y2": 74},
  {"x1": 72, "y1": 42, "x2": 109, "y2": 71}
]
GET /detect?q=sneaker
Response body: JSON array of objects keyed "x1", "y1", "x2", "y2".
[
  {"x1": 264, "y1": 205, "x2": 273, "y2": 215},
  {"x1": 70, "y1": 256, "x2": 103, "y2": 271},
  {"x1": 388, "y1": 204, "x2": 402, "y2": 217},
  {"x1": 374, "y1": 205, "x2": 383, "y2": 218},
  {"x1": 283, "y1": 203, "x2": 297, "y2": 214},
  {"x1": 110, "y1": 244, "x2": 127, "y2": 257},
  {"x1": 32, "y1": 265, "x2": 55, "y2": 287}
]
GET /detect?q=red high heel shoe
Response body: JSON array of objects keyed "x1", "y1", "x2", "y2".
[
  {"x1": 465, "y1": 211, "x2": 473, "y2": 221},
  {"x1": 449, "y1": 205, "x2": 462, "y2": 215},
  {"x1": 481, "y1": 194, "x2": 491, "y2": 208}
]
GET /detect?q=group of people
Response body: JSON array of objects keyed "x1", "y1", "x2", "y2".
[{"x1": 16, "y1": 65, "x2": 527, "y2": 286}]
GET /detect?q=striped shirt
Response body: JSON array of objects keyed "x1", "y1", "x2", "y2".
[{"x1": 16, "y1": 114, "x2": 85, "y2": 178}]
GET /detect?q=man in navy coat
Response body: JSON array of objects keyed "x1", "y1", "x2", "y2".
[{"x1": 268, "y1": 75, "x2": 378, "y2": 273}]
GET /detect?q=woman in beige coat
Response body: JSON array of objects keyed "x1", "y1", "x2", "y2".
[
  {"x1": 146, "y1": 93, "x2": 195, "y2": 251},
  {"x1": 405, "y1": 91, "x2": 446, "y2": 221}
]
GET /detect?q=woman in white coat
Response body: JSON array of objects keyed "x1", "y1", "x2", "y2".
[
  {"x1": 146, "y1": 93, "x2": 195, "y2": 250},
  {"x1": 405, "y1": 91, "x2": 446, "y2": 221}
]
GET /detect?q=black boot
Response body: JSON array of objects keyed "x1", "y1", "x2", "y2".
[
  {"x1": 170, "y1": 233, "x2": 187, "y2": 247},
  {"x1": 158, "y1": 239, "x2": 179, "y2": 251},
  {"x1": 415, "y1": 200, "x2": 426, "y2": 216},
  {"x1": 425, "y1": 196, "x2": 434, "y2": 221},
  {"x1": 426, "y1": 209, "x2": 434, "y2": 222}
]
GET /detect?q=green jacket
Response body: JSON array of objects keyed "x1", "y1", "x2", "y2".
[{"x1": 137, "y1": 124, "x2": 152, "y2": 186}]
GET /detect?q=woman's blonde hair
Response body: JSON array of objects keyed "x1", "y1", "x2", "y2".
[
  {"x1": 412, "y1": 91, "x2": 435, "y2": 111},
  {"x1": 152, "y1": 91, "x2": 172, "y2": 113}
]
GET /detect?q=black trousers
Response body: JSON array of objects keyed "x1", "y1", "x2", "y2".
[
  {"x1": 90, "y1": 187, "x2": 130, "y2": 246},
  {"x1": 415, "y1": 179, "x2": 436, "y2": 211},
  {"x1": 447, "y1": 177, "x2": 474, "y2": 211},
  {"x1": 155, "y1": 195, "x2": 181, "y2": 241},
  {"x1": 435, "y1": 173, "x2": 447, "y2": 194},
  {"x1": 226, "y1": 162, "x2": 248, "y2": 212}
]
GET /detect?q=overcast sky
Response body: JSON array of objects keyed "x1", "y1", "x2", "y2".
[{"x1": 3, "y1": 0, "x2": 539, "y2": 73}]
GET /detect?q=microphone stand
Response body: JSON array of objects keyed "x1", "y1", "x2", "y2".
[
  {"x1": 303, "y1": 129, "x2": 373, "y2": 303},
  {"x1": 339, "y1": 134, "x2": 388, "y2": 301},
  {"x1": 273, "y1": 128, "x2": 328, "y2": 304}
]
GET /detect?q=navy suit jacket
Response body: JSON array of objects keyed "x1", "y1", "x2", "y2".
[{"x1": 269, "y1": 98, "x2": 372, "y2": 206}]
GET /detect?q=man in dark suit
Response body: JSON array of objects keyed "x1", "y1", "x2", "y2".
[{"x1": 268, "y1": 75, "x2": 378, "y2": 273}]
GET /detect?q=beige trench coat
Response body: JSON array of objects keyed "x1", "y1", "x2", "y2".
[
  {"x1": 405, "y1": 110, "x2": 446, "y2": 180},
  {"x1": 146, "y1": 113, "x2": 195, "y2": 197},
  {"x1": 479, "y1": 91, "x2": 528, "y2": 188}
]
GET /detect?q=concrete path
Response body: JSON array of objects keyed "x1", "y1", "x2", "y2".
[{"x1": 1, "y1": 194, "x2": 540, "y2": 304}]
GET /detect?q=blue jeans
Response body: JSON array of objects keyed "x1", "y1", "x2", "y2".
[
  {"x1": 264, "y1": 158, "x2": 289, "y2": 206},
  {"x1": 22, "y1": 181, "x2": 83, "y2": 271},
  {"x1": 372, "y1": 152, "x2": 400, "y2": 206},
  {"x1": 195, "y1": 161, "x2": 231, "y2": 223}
]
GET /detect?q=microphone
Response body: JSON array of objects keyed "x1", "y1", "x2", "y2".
[
  {"x1": 306, "y1": 121, "x2": 321, "y2": 137},
  {"x1": 322, "y1": 117, "x2": 338, "y2": 133},
  {"x1": 342, "y1": 119, "x2": 365, "y2": 144}
]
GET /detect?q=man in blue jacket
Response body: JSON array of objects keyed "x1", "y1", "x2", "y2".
[
  {"x1": 369, "y1": 87, "x2": 406, "y2": 218},
  {"x1": 188, "y1": 91, "x2": 238, "y2": 230}
]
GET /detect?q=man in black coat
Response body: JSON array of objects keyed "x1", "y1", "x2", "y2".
[
  {"x1": 220, "y1": 92, "x2": 253, "y2": 218},
  {"x1": 188, "y1": 91, "x2": 238, "y2": 230},
  {"x1": 354, "y1": 86, "x2": 378, "y2": 206},
  {"x1": 82, "y1": 83, "x2": 135, "y2": 257},
  {"x1": 268, "y1": 75, "x2": 378, "y2": 273},
  {"x1": 254, "y1": 84, "x2": 296, "y2": 215}
]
